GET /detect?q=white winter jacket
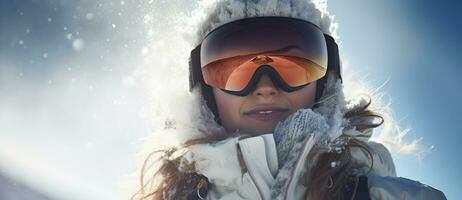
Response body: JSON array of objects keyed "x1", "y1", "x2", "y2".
[{"x1": 186, "y1": 132, "x2": 446, "y2": 200}]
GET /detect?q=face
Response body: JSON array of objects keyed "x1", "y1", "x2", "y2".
[{"x1": 213, "y1": 74, "x2": 317, "y2": 134}]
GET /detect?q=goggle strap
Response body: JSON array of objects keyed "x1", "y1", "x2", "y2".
[
  {"x1": 314, "y1": 34, "x2": 341, "y2": 101},
  {"x1": 189, "y1": 45, "x2": 202, "y2": 91},
  {"x1": 324, "y1": 34, "x2": 342, "y2": 81}
]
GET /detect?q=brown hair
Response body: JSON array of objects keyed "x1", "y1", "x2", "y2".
[
  {"x1": 130, "y1": 131, "x2": 229, "y2": 200},
  {"x1": 305, "y1": 97, "x2": 382, "y2": 200},
  {"x1": 131, "y1": 97, "x2": 383, "y2": 200}
]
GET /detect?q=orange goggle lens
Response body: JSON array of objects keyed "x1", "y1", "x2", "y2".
[{"x1": 202, "y1": 54, "x2": 326, "y2": 92}]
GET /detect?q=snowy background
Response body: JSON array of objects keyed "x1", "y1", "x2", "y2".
[{"x1": 1, "y1": 0, "x2": 460, "y2": 199}]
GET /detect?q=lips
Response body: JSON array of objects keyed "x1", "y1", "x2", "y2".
[{"x1": 243, "y1": 105, "x2": 289, "y2": 121}]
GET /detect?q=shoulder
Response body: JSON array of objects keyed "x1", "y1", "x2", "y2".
[
  {"x1": 367, "y1": 175, "x2": 447, "y2": 200},
  {"x1": 349, "y1": 139, "x2": 396, "y2": 177},
  {"x1": 345, "y1": 136, "x2": 446, "y2": 199}
]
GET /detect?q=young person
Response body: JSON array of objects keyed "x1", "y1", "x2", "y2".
[{"x1": 132, "y1": 0, "x2": 446, "y2": 199}]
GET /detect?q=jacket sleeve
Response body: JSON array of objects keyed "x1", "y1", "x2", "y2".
[
  {"x1": 367, "y1": 175, "x2": 447, "y2": 200},
  {"x1": 347, "y1": 132, "x2": 446, "y2": 200}
]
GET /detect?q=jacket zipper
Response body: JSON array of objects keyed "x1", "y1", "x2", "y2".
[{"x1": 237, "y1": 143, "x2": 265, "y2": 200}]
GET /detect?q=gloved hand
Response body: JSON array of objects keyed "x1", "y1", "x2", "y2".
[
  {"x1": 271, "y1": 108, "x2": 330, "y2": 200},
  {"x1": 273, "y1": 108, "x2": 329, "y2": 168}
]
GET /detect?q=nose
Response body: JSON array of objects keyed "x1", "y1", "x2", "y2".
[{"x1": 251, "y1": 74, "x2": 279, "y2": 97}]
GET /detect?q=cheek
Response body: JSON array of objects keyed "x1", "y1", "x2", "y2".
[
  {"x1": 287, "y1": 82, "x2": 317, "y2": 109},
  {"x1": 213, "y1": 89, "x2": 243, "y2": 130}
]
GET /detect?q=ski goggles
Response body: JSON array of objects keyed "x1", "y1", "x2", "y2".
[{"x1": 190, "y1": 17, "x2": 338, "y2": 96}]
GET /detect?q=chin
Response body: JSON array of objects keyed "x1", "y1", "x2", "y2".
[{"x1": 250, "y1": 124, "x2": 277, "y2": 134}]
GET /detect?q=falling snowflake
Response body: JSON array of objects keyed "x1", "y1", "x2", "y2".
[
  {"x1": 72, "y1": 38, "x2": 85, "y2": 51},
  {"x1": 122, "y1": 76, "x2": 137, "y2": 88},
  {"x1": 141, "y1": 47, "x2": 149, "y2": 55},
  {"x1": 86, "y1": 13, "x2": 94, "y2": 20}
]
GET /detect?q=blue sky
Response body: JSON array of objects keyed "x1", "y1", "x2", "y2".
[
  {"x1": 0, "y1": 0, "x2": 149, "y2": 199},
  {"x1": 330, "y1": 1, "x2": 462, "y2": 199},
  {"x1": 0, "y1": 0, "x2": 460, "y2": 199}
]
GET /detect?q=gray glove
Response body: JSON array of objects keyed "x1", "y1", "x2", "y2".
[
  {"x1": 271, "y1": 108, "x2": 330, "y2": 200},
  {"x1": 273, "y1": 108, "x2": 329, "y2": 169}
]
